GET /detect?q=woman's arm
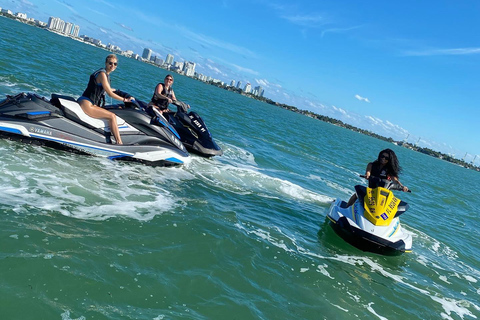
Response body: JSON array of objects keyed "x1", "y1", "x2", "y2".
[
  {"x1": 98, "y1": 72, "x2": 133, "y2": 102},
  {"x1": 170, "y1": 90, "x2": 177, "y2": 102},
  {"x1": 393, "y1": 177, "x2": 409, "y2": 192},
  {"x1": 365, "y1": 162, "x2": 373, "y2": 178}
]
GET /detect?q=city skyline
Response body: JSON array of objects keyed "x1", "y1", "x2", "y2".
[
  {"x1": 2, "y1": 5, "x2": 266, "y2": 99},
  {"x1": 2, "y1": 6, "x2": 265, "y2": 96},
  {"x1": 0, "y1": 0, "x2": 479, "y2": 163},
  {"x1": 9, "y1": 3, "x2": 268, "y2": 97}
]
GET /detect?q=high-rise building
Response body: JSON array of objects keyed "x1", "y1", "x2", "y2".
[
  {"x1": 236, "y1": 80, "x2": 242, "y2": 89},
  {"x1": 154, "y1": 57, "x2": 164, "y2": 66},
  {"x1": 230, "y1": 80, "x2": 236, "y2": 87},
  {"x1": 142, "y1": 48, "x2": 152, "y2": 61},
  {"x1": 63, "y1": 22, "x2": 73, "y2": 35},
  {"x1": 72, "y1": 25, "x2": 80, "y2": 37},
  {"x1": 165, "y1": 54, "x2": 174, "y2": 65},
  {"x1": 253, "y1": 86, "x2": 264, "y2": 97},
  {"x1": 244, "y1": 83, "x2": 251, "y2": 93},
  {"x1": 173, "y1": 61, "x2": 184, "y2": 72},
  {"x1": 183, "y1": 61, "x2": 196, "y2": 77},
  {"x1": 57, "y1": 20, "x2": 65, "y2": 32},
  {"x1": 47, "y1": 17, "x2": 61, "y2": 30}
]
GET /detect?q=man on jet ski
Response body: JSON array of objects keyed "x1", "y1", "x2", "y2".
[
  {"x1": 148, "y1": 74, "x2": 190, "y2": 114},
  {"x1": 346, "y1": 148, "x2": 409, "y2": 207}
]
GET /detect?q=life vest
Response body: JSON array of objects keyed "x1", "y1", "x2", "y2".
[
  {"x1": 150, "y1": 83, "x2": 174, "y2": 109},
  {"x1": 80, "y1": 68, "x2": 109, "y2": 106}
]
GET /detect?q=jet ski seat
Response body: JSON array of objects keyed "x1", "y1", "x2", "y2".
[{"x1": 51, "y1": 94, "x2": 126, "y2": 132}]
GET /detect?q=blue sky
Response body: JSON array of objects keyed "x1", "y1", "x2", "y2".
[{"x1": 2, "y1": 0, "x2": 479, "y2": 163}]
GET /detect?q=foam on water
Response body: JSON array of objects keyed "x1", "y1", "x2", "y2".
[
  {"x1": 366, "y1": 303, "x2": 388, "y2": 320},
  {"x1": 61, "y1": 310, "x2": 86, "y2": 320},
  {"x1": 0, "y1": 77, "x2": 42, "y2": 95},
  {"x1": 0, "y1": 142, "x2": 193, "y2": 221},
  {"x1": 186, "y1": 146, "x2": 333, "y2": 204},
  {"x1": 431, "y1": 296, "x2": 478, "y2": 320},
  {"x1": 308, "y1": 173, "x2": 352, "y2": 196}
]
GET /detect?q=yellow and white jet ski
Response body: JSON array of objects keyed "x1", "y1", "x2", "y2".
[{"x1": 327, "y1": 175, "x2": 412, "y2": 255}]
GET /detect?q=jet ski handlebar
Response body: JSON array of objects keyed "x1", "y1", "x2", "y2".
[
  {"x1": 171, "y1": 100, "x2": 190, "y2": 113},
  {"x1": 114, "y1": 89, "x2": 132, "y2": 99},
  {"x1": 359, "y1": 175, "x2": 411, "y2": 193}
]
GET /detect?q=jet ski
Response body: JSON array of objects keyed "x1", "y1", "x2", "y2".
[
  {"x1": 139, "y1": 100, "x2": 222, "y2": 157},
  {"x1": 0, "y1": 92, "x2": 189, "y2": 166},
  {"x1": 326, "y1": 175, "x2": 412, "y2": 255}
]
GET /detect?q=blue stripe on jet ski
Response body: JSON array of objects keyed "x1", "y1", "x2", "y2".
[
  {"x1": 388, "y1": 220, "x2": 400, "y2": 237},
  {"x1": 156, "y1": 118, "x2": 181, "y2": 139},
  {"x1": 171, "y1": 128, "x2": 180, "y2": 139},
  {"x1": 29, "y1": 133, "x2": 134, "y2": 157},
  {"x1": 0, "y1": 126, "x2": 22, "y2": 134},
  {"x1": 165, "y1": 157, "x2": 184, "y2": 164},
  {"x1": 108, "y1": 154, "x2": 128, "y2": 160},
  {"x1": 27, "y1": 111, "x2": 50, "y2": 115}
]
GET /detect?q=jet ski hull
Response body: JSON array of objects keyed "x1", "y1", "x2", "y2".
[
  {"x1": 327, "y1": 198, "x2": 412, "y2": 256},
  {"x1": 0, "y1": 93, "x2": 189, "y2": 166}
]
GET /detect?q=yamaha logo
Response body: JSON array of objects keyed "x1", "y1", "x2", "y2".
[{"x1": 30, "y1": 126, "x2": 53, "y2": 136}]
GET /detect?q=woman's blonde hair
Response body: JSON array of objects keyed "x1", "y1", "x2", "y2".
[{"x1": 105, "y1": 54, "x2": 117, "y2": 62}]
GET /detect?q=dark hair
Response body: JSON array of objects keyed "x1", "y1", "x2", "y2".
[
  {"x1": 165, "y1": 74, "x2": 174, "y2": 80},
  {"x1": 374, "y1": 148, "x2": 402, "y2": 177}
]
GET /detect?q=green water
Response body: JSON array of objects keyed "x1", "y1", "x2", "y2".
[{"x1": 1, "y1": 17, "x2": 479, "y2": 320}]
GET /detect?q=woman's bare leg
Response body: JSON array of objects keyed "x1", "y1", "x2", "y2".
[{"x1": 78, "y1": 100, "x2": 123, "y2": 144}]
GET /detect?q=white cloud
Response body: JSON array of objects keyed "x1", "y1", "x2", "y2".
[
  {"x1": 54, "y1": 0, "x2": 77, "y2": 14},
  {"x1": 115, "y1": 23, "x2": 133, "y2": 32},
  {"x1": 355, "y1": 94, "x2": 370, "y2": 103},
  {"x1": 175, "y1": 25, "x2": 258, "y2": 59},
  {"x1": 281, "y1": 14, "x2": 326, "y2": 28},
  {"x1": 321, "y1": 25, "x2": 363, "y2": 38},
  {"x1": 404, "y1": 47, "x2": 480, "y2": 56},
  {"x1": 229, "y1": 63, "x2": 260, "y2": 76},
  {"x1": 335, "y1": 107, "x2": 347, "y2": 115},
  {"x1": 88, "y1": 9, "x2": 108, "y2": 17},
  {"x1": 255, "y1": 78, "x2": 282, "y2": 89},
  {"x1": 205, "y1": 64, "x2": 228, "y2": 77},
  {"x1": 93, "y1": 0, "x2": 115, "y2": 8}
]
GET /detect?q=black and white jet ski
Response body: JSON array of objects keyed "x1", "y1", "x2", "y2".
[
  {"x1": 140, "y1": 100, "x2": 222, "y2": 157},
  {"x1": 0, "y1": 92, "x2": 189, "y2": 166},
  {"x1": 327, "y1": 175, "x2": 412, "y2": 255}
]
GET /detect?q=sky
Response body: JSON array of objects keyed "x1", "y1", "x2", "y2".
[{"x1": 1, "y1": 0, "x2": 479, "y2": 163}]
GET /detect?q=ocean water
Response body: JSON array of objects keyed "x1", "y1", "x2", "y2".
[{"x1": 1, "y1": 17, "x2": 479, "y2": 320}]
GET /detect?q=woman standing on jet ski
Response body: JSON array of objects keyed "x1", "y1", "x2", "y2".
[
  {"x1": 148, "y1": 74, "x2": 189, "y2": 114},
  {"x1": 347, "y1": 148, "x2": 409, "y2": 206},
  {"x1": 78, "y1": 54, "x2": 134, "y2": 145}
]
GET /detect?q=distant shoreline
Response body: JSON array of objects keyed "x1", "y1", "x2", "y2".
[
  {"x1": 202, "y1": 81, "x2": 480, "y2": 172},
  {"x1": 2, "y1": 12, "x2": 478, "y2": 172}
]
